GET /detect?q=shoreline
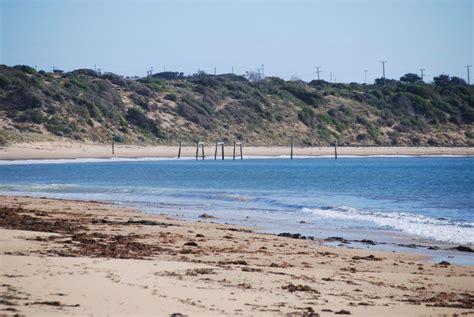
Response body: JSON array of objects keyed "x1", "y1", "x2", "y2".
[
  {"x1": 1, "y1": 195, "x2": 473, "y2": 316},
  {"x1": 3, "y1": 192, "x2": 473, "y2": 265},
  {"x1": 1, "y1": 142, "x2": 474, "y2": 160}
]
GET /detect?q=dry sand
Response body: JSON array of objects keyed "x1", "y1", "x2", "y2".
[
  {"x1": 0, "y1": 195, "x2": 473, "y2": 316},
  {"x1": 1, "y1": 141, "x2": 473, "y2": 160}
]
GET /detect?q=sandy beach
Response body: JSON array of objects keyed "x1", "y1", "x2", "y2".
[
  {"x1": 1, "y1": 142, "x2": 474, "y2": 160},
  {"x1": 0, "y1": 195, "x2": 473, "y2": 316}
]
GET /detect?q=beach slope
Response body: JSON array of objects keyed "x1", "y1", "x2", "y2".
[
  {"x1": 1, "y1": 142, "x2": 474, "y2": 160},
  {"x1": 0, "y1": 196, "x2": 473, "y2": 316}
]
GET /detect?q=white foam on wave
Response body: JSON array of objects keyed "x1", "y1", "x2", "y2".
[
  {"x1": 302, "y1": 206, "x2": 474, "y2": 244},
  {"x1": 0, "y1": 157, "x2": 197, "y2": 165}
]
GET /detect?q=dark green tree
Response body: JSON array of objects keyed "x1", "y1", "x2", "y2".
[
  {"x1": 400, "y1": 73, "x2": 422, "y2": 84},
  {"x1": 450, "y1": 76, "x2": 467, "y2": 85},
  {"x1": 433, "y1": 74, "x2": 450, "y2": 86}
]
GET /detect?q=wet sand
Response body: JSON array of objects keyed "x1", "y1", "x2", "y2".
[
  {"x1": 0, "y1": 195, "x2": 473, "y2": 316},
  {"x1": 1, "y1": 141, "x2": 473, "y2": 160}
]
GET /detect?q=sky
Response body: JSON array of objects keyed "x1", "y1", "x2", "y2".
[{"x1": 1, "y1": 0, "x2": 472, "y2": 83}]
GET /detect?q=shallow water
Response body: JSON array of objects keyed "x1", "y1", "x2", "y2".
[{"x1": 0, "y1": 157, "x2": 473, "y2": 257}]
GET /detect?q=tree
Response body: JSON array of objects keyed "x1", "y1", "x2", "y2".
[
  {"x1": 400, "y1": 73, "x2": 422, "y2": 84},
  {"x1": 152, "y1": 72, "x2": 184, "y2": 80},
  {"x1": 245, "y1": 70, "x2": 262, "y2": 82},
  {"x1": 374, "y1": 78, "x2": 398, "y2": 85},
  {"x1": 433, "y1": 74, "x2": 450, "y2": 86},
  {"x1": 450, "y1": 76, "x2": 467, "y2": 85}
]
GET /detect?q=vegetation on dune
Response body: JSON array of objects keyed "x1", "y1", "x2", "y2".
[{"x1": 0, "y1": 64, "x2": 473, "y2": 146}]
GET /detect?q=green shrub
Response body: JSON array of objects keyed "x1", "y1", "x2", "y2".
[
  {"x1": 298, "y1": 107, "x2": 315, "y2": 127},
  {"x1": 113, "y1": 135, "x2": 124, "y2": 143},
  {"x1": 0, "y1": 74, "x2": 12, "y2": 88},
  {"x1": 118, "y1": 113, "x2": 129, "y2": 128},
  {"x1": 126, "y1": 108, "x2": 166, "y2": 138},
  {"x1": 165, "y1": 93, "x2": 178, "y2": 102},
  {"x1": 13, "y1": 65, "x2": 37, "y2": 74}
]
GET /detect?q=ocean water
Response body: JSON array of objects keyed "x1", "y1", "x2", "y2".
[{"x1": 0, "y1": 157, "x2": 473, "y2": 247}]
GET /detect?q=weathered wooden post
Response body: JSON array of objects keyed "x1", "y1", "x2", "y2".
[
  {"x1": 290, "y1": 138, "x2": 294, "y2": 160},
  {"x1": 233, "y1": 141, "x2": 243, "y2": 160},
  {"x1": 195, "y1": 141, "x2": 199, "y2": 160},
  {"x1": 334, "y1": 140, "x2": 338, "y2": 159},
  {"x1": 178, "y1": 141, "x2": 182, "y2": 159},
  {"x1": 201, "y1": 142, "x2": 205, "y2": 160},
  {"x1": 112, "y1": 141, "x2": 115, "y2": 155},
  {"x1": 215, "y1": 142, "x2": 225, "y2": 160}
]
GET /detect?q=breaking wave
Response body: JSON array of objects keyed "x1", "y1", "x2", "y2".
[{"x1": 302, "y1": 206, "x2": 474, "y2": 244}]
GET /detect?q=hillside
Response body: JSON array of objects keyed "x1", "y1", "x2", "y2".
[{"x1": 0, "y1": 64, "x2": 473, "y2": 146}]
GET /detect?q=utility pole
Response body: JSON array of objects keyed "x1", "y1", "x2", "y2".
[
  {"x1": 465, "y1": 65, "x2": 472, "y2": 85},
  {"x1": 380, "y1": 60, "x2": 387, "y2": 84},
  {"x1": 147, "y1": 67, "x2": 153, "y2": 78},
  {"x1": 314, "y1": 66, "x2": 322, "y2": 80},
  {"x1": 420, "y1": 68, "x2": 425, "y2": 82},
  {"x1": 364, "y1": 70, "x2": 367, "y2": 84},
  {"x1": 330, "y1": 72, "x2": 333, "y2": 83},
  {"x1": 261, "y1": 64, "x2": 264, "y2": 78},
  {"x1": 258, "y1": 68, "x2": 261, "y2": 81}
]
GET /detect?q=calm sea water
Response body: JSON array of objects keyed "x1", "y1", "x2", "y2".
[{"x1": 1, "y1": 157, "x2": 473, "y2": 246}]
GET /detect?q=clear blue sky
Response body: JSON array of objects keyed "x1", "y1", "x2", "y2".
[{"x1": 1, "y1": 0, "x2": 472, "y2": 83}]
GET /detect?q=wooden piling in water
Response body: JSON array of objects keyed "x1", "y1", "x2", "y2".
[
  {"x1": 334, "y1": 140, "x2": 338, "y2": 159},
  {"x1": 112, "y1": 141, "x2": 115, "y2": 155},
  {"x1": 215, "y1": 142, "x2": 225, "y2": 160},
  {"x1": 233, "y1": 141, "x2": 243, "y2": 160},
  {"x1": 195, "y1": 142, "x2": 199, "y2": 160},
  {"x1": 178, "y1": 141, "x2": 182, "y2": 159},
  {"x1": 290, "y1": 138, "x2": 294, "y2": 159}
]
